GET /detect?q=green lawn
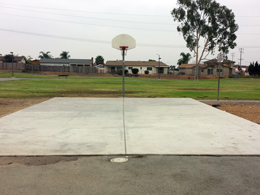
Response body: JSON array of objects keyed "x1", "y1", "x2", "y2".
[{"x1": 0, "y1": 72, "x2": 260, "y2": 99}]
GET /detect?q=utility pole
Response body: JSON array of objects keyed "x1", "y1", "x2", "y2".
[
  {"x1": 157, "y1": 54, "x2": 161, "y2": 80},
  {"x1": 10, "y1": 52, "x2": 14, "y2": 77},
  {"x1": 238, "y1": 48, "x2": 244, "y2": 67},
  {"x1": 231, "y1": 53, "x2": 235, "y2": 61}
]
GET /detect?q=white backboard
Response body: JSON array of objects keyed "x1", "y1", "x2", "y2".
[{"x1": 112, "y1": 34, "x2": 136, "y2": 50}]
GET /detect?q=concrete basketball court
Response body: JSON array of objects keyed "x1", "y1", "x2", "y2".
[{"x1": 0, "y1": 98, "x2": 260, "y2": 156}]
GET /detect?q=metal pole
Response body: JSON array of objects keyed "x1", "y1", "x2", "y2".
[
  {"x1": 11, "y1": 52, "x2": 14, "y2": 77},
  {"x1": 159, "y1": 57, "x2": 161, "y2": 80},
  {"x1": 122, "y1": 50, "x2": 125, "y2": 97},
  {"x1": 217, "y1": 62, "x2": 220, "y2": 101},
  {"x1": 157, "y1": 54, "x2": 161, "y2": 80}
]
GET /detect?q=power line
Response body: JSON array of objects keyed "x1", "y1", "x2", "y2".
[
  {"x1": 2, "y1": 12, "x2": 260, "y2": 35},
  {"x1": 2, "y1": 5, "x2": 260, "y2": 27},
  {"x1": 2, "y1": 28, "x2": 260, "y2": 49},
  {"x1": 2, "y1": 3, "x2": 260, "y2": 19},
  {"x1": 0, "y1": 6, "x2": 176, "y2": 26},
  {"x1": 0, "y1": 13, "x2": 175, "y2": 32},
  {"x1": 0, "y1": 3, "x2": 170, "y2": 17},
  {"x1": 0, "y1": 28, "x2": 187, "y2": 48}
]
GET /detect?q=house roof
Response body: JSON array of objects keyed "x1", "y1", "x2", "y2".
[
  {"x1": 178, "y1": 64, "x2": 206, "y2": 69},
  {"x1": 179, "y1": 58, "x2": 235, "y2": 69},
  {"x1": 204, "y1": 59, "x2": 235, "y2": 64},
  {"x1": 105, "y1": 61, "x2": 168, "y2": 67},
  {"x1": 0, "y1": 56, "x2": 26, "y2": 61},
  {"x1": 234, "y1": 65, "x2": 248, "y2": 68},
  {"x1": 178, "y1": 64, "x2": 196, "y2": 69},
  {"x1": 40, "y1": 58, "x2": 92, "y2": 64}
]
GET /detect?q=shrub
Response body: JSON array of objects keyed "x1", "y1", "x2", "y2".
[
  {"x1": 117, "y1": 70, "x2": 128, "y2": 75},
  {"x1": 144, "y1": 70, "x2": 149, "y2": 74},
  {"x1": 131, "y1": 68, "x2": 139, "y2": 74}
]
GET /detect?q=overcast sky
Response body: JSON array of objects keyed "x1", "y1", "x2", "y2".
[{"x1": 1, "y1": 0, "x2": 259, "y2": 66}]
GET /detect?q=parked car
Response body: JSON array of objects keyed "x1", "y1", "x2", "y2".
[{"x1": 178, "y1": 72, "x2": 185, "y2": 75}]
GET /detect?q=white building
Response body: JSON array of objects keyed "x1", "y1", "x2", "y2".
[{"x1": 105, "y1": 60, "x2": 169, "y2": 74}]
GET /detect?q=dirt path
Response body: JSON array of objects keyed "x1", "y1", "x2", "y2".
[
  {"x1": 0, "y1": 98, "x2": 260, "y2": 125},
  {"x1": 218, "y1": 104, "x2": 260, "y2": 124},
  {"x1": 0, "y1": 98, "x2": 51, "y2": 118}
]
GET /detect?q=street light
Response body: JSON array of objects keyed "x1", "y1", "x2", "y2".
[
  {"x1": 10, "y1": 52, "x2": 14, "y2": 77},
  {"x1": 157, "y1": 54, "x2": 161, "y2": 80}
]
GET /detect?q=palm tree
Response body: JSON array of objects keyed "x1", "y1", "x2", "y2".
[
  {"x1": 177, "y1": 52, "x2": 192, "y2": 65},
  {"x1": 26, "y1": 55, "x2": 33, "y2": 61},
  {"x1": 38, "y1": 51, "x2": 52, "y2": 59},
  {"x1": 60, "y1": 51, "x2": 70, "y2": 59}
]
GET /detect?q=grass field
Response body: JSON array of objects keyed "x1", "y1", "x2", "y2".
[{"x1": 0, "y1": 72, "x2": 260, "y2": 99}]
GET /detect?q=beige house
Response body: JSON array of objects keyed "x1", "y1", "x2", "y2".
[
  {"x1": 178, "y1": 59, "x2": 235, "y2": 77},
  {"x1": 105, "y1": 61, "x2": 168, "y2": 74}
]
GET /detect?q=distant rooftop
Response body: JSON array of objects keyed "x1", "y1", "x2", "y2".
[
  {"x1": 0, "y1": 56, "x2": 26, "y2": 61},
  {"x1": 40, "y1": 58, "x2": 92, "y2": 64},
  {"x1": 106, "y1": 60, "x2": 168, "y2": 67}
]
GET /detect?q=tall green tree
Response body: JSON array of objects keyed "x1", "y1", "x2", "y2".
[
  {"x1": 248, "y1": 62, "x2": 254, "y2": 76},
  {"x1": 60, "y1": 51, "x2": 70, "y2": 59},
  {"x1": 38, "y1": 51, "x2": 52, "y2": 59},
  {"x1": 248, "y1": 61, "x2": 260, "y2": 76},
  {"x1": 171, "y1": 0, "x2": 238, "y2": 80},
  {"x1": 95, "y1": 55, "x2": 104, "y2": 65},
  {"x1": 177, "y1": 52, "x2": 192, "y2": 65},
  {"x1": 255, "y1": 61, "x2": 260, "y2": 75}
]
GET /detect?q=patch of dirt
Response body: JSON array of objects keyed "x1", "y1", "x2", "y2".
[
  {"x1": 52, "y1": 91, "x2": 136, "y2": 95},
  {"x1": 0, "y1": 156, "x2": 79, "y2": 166},
  {"x1": 218, "y1": 104, "x2": 260, "y2": 124},
  {"x1": 0, "y1": 98, "x2": 51, "y2": 118},
  {"x1": 179, "y1": 88, "x2": 217, "y2": 91}
]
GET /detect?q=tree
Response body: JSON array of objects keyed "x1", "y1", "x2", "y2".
[
  {"x1": 39, "y1": 51, "x2": 52, "y2": 59},
  {"x1": 95, "y1": 55, "x2": 104, "y2": 65},
  {"x1": 60, "y1": 51, "x2": 70, "y2": 59},
  {"x1": 172, "y1": 0, "x2": 238, "y2": 80},
  {"x1": 248, "y1": 61, "x2": 260, "y2": 76},
  {"x1": 3, "y1": 54, "x2": 15, "y2": 62},
  {"x1": 255, "y1": 61, "x2": 260, "y2": 75},
  {"x1": 148, "y1": 59, "x2": 156, "y2": 62},
  {"x1": 26, "y1": 56, "x2": 35, "y2": 64},
  {"x1": 248, "y1": 62, "x2": 255, "y2": 76},
  {"x1": 26, "y1": 56, "x2": 33, "y2": 62},
  {"x1": 177, "y1": 52, "x2": 192, "y2": 65}
]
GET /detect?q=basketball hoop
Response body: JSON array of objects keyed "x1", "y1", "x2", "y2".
[
  {"x1": 112, "y1": 34, "x2": 136, "y2": 97},
  {"x1": 120, "y1": 46, "x2": 128, "y2": 56},
  {"x1": 120, "y1": 46, "x2": 128, "y2": 50}
]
